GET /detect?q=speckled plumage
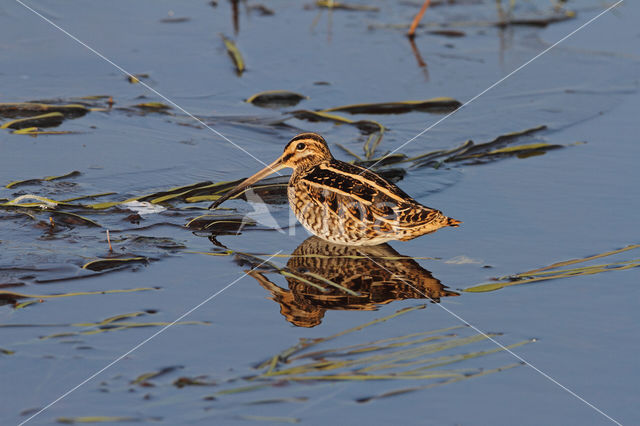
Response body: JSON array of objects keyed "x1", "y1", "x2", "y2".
[{"x1": 210, "y1": 132, "x2": 460, "y2": 245}]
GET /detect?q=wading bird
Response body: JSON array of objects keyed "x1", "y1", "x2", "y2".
[{"x1": 209, "y1": 133, "x2": 460, "y2": 245}]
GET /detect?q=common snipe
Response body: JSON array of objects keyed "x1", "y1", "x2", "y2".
[{"x1": 210, "y1": 133, "x2": 460, "y2": 245}]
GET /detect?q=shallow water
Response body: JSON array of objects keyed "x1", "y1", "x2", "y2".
[{"x1": 1, "y1": 1, "x2": 639, "y2": 425}]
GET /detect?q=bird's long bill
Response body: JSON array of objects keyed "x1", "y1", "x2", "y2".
[{"x1": 208, "y1": 157, "x2": 286, "y2": 209}]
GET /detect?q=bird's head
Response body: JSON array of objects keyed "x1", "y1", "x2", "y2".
[{"x1": 209, "y1": 132, "x2": 332, "y2": 209}]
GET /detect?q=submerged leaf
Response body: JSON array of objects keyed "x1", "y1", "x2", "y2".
[
  {"x1": 246, "y1": 90, "x2": 307, "y2": 108},
  {"x1": 321, "y1": 97, "x2": 461, "y2": 114}
]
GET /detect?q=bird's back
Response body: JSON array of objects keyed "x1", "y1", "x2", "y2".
[{"x1": 289, "y1": 159, "x2": 459, "y2": 244}]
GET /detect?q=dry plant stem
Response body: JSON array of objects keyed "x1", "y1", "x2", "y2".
[
  {"x1": 408, "y1": 0, "x2": 431, "y2": 39},
  {"x1": 106, "y1": 229, "x2": 113, "y2": 252}
]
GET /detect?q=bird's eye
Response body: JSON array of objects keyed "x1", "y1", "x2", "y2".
[{"x1": 296, "y1": 142, "x2": 306, "y2": 151}]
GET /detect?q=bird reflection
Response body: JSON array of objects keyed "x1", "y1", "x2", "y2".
[{"x1": 247, "y1": 237, "x2": 459, "y2": 328}]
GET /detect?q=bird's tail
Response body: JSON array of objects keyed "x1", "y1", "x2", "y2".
[{"x1": 446, "y1": 217, "x2": 462, "y2": 227}]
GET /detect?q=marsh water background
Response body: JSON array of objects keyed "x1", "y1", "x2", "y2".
[{"x1": 1, "y1": 1, "x2": 639, "y2": 425}]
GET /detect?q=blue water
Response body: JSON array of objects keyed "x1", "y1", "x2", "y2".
[{"x1": 1, "y1": 1, "x2": 639, "y2": 425}]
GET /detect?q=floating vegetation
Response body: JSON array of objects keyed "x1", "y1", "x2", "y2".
[
  {"x1": 1, "y1": 112, "x2": 65, "y2": 129},
  {"x1": 11, "y1": 127, "x2": 77, "y2": 136},
  {"x1": 173, "y1": 376, "x2": 217, "y2": 388},
  {"x1": 0, "y1": 287, "x2": 156, "y2": 303},
  {"x1": 321, "y1": 97, "x2": 461, "y2": 114},
  {"x1": 186, "y1": 215, "x2": 255, "y2": 233},
  {"x1": 466, "y1": 244, "x2": 640, "y2": 293},
  {"x1": 160, "y1": 14, "x2": 191, "y2": 24},
  {"x1": 427, "y1": 29, "x2": 466, "y2": 37},
  {"x1": 0, "y1": 102, "x2": 89, "y2": 119},
  {"x1": 117, "y1": 306, "x2": 528, "y2": 409},
  {"x1": 246, "y1": 90, "x2": 307, "y2": 108},
  {"x1": 363, "y1": 125, "x2": 558, "y2": 169},
  {"x1": 132, "y1": 365, "x2": 184, "y2": 385},
  {"x1": 315, "y1": 1, "x2": 379, "y2": 12},
  {"x1": 2, "y1": 194, "x2": 65, "y2": 209},
  {"x1": 33, "y1": 311, "x2": 208, "y2": 340},
  {"x1": 247, "y1": 4, "x2": 275, "y2": 16},
  {"x1": 204, "y1": 306, "x2": 531, "y2": 400},
  {"x1": 134, "y1": 102, "x2": 171, "y2": 111},
  {"x1": 5, "y1": 171, "x2": 80, "y2": 189},
  {"x1": 82, "y1": 257, "x2": 149, "y2": 272},
  {"x1": 126, "y1": 73, "x2": 149, "y2": 84},
  {"x1": 495, "y1": 10, "x2": 576, "y2": 28},
  {"x1": 57, "y1": 416, "x2": 148, "y2": 424},
  {"x1": 0, "y1": 101, "x2": 93, "y2": 136},
  {"x1": 50, "y1": 211, "x2": 102, "y2": 228},
  {"x1": 289, "y1": 109, "x2": 385, "y2": 135},
  {"x1": 221, "y1": 34, "x2": 245, "y2": 75},
  {"x1": 237, "y1": 415, "x2": 300, "y2": 424},
  {"x1": 369, "y1": 6, "x2": 576, "y2": 31}
]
